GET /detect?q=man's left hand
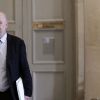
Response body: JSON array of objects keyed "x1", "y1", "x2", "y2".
[{"x1": 25, "y1": 96, "x2": 30, "y2": 100}]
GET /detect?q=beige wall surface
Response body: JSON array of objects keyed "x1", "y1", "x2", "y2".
[{"x1": 85, "y1": 0, "x2": 100, "y2": 100}]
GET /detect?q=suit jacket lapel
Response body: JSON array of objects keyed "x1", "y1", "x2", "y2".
[
  {"x1": 5, "y1": 34, "x2": 17, "y2": 100},
  {"x1": 6, "y1": 34, "x2": 12, "y2": 84},
  {"x1": 6, "y1": 34, "x2": 12, "y2": 69}
]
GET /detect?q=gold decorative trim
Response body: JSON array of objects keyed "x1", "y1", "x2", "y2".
[{"x1": 32, "y1": 21, "x2": 64, "y2": 30}]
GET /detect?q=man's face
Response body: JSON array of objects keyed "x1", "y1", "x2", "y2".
[{"x1": 0, "y1": 13, "x2": 8, "y2": 37}]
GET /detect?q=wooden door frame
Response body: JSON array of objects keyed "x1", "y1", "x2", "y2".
[{"x1": 75, "y1": 0, "x2": 85, "y2": 100}]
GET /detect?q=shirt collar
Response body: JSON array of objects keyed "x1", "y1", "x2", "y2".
[{"x1": 0, "y1": 33, "x2": 7, "y2": 43}]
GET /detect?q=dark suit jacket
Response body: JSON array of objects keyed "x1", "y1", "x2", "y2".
[{"x1": 6, "y1": 34, "x2": 32, "y2": 100}]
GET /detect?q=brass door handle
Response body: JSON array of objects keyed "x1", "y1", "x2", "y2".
[
  {"x1": 91, "y1": 98, "x2": 100, "y2": 100},
  {"x1": 32, "y1": 21, "x2": 64, "y2": 30}
]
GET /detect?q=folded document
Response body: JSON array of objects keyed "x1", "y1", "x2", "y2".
[{"x1": 16, "y1": 77, "x2": 25, "y2": 100}]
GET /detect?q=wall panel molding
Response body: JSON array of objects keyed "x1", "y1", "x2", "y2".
[{"x1": 32, "y1": 72, "x2": 65, "y2": 100}]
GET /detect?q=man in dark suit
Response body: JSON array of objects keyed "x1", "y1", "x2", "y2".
[{"x1": 0, "y1": 12, "x2": 32, "y2": 100}]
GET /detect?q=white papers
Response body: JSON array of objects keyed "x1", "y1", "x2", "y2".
[{"x1": 16, "y1": 77, "x2": 25, "y2": 100}]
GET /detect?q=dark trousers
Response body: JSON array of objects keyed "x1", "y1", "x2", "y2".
[{"x1": 0, "y1": 88, "x2": 13, "y2": 100}]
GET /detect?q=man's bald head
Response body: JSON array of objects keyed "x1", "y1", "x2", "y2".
[
  {"x1": 0, "y1": 12, "x2": 7, "y2": 22},
  {"x1": 0, "y1": 12, "x2": 8, "y2": 38}
]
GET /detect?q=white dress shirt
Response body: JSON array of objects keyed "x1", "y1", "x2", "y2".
[{"x1": 0, "y1": 33, "x2": 9, "y2": 92}]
